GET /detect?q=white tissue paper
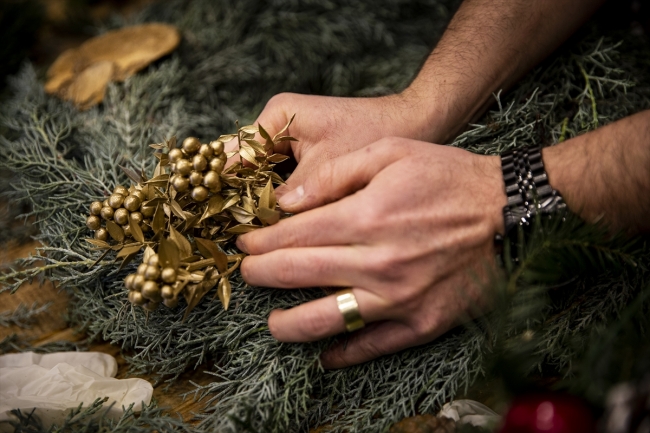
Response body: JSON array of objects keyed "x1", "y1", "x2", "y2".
[
  {"x1": 0, "y1": 351, "x2": 153, "y2": 431},
  {"x1": 438, "y1": 399, "x2": 501, "y2": 428}
]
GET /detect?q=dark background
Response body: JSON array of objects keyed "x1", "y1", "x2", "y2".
[{"x1": 1, "y1": 0, "x2": 648, "y2": 92}]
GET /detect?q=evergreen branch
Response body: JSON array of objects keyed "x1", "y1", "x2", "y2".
[{"x1": 0, "y1": 302, "x2": 51, "y2": 328}]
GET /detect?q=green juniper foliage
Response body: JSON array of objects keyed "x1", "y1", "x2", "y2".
[
  {"x1": 3, "y1": 399, "x2": 192, "y2": 433},
  {"x1": 0, "y1": 0, "x2": 649, "y2": 432},
  {"x1": 0, "y1": 302, "x2": 51, "y2": 328}
]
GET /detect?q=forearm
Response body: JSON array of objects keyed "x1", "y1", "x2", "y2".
[
  {"x1": 404, "y1": 0, "x2": 605, "y2": 143},
  {"x1": 543, "y1": 110, "x2": 650, "y2": 234}
]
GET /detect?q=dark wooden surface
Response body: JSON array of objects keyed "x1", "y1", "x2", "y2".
[{"x1": 0, "y1": 240, "x2": 215, "y2": 423}]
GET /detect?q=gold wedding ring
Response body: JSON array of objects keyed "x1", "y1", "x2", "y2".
[{"x1": 336, "y1": 289, "x2": 365, "y2": 332}]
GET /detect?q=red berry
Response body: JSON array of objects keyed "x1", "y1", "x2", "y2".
[{"x1": 499, "y1": 393, "x2": 596, "y2": 433}]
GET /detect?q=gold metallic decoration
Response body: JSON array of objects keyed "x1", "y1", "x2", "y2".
[
  {"x1": 89, "y1": 201, "x2": 103, "y2": 216},
  {"x1": 83, "y1": 116, "x2": 296, "y2": 315},
  {"x1": 336, "y1": 289, "x2": 365, "y2": 332}
]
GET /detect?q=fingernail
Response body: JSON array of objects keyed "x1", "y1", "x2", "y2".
[
  {"x1": 236, "y1": 236, "x2": 249, "y2": 253},
  {"x1": 279, "y1": 185, "x2": 304, "y2": 209}
]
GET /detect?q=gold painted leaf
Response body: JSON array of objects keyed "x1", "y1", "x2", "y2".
[
  {"x1": 270, "y1": 172, "x2": 285, "y2": 185},
  {"x1": 153, "y1": 204, "x2": 165, "y2": 234},
  {"x1": 200, "y1": 195, "x2": 224, "y2": 222},
  {"x1": 195, "y1": 238, "x2": 228, "y2": 273},
  {"x1": 84, "y1": 238, "x2": 111, "y2": 249},
  {"x1": 118, "y1": 252, "x2": 139, "y2": 271},
  {"x1": 239, "y1": 124, "x2": 258, "y2": 134},
  {"x1": 272, "y1": 113, "x2": 295, "y2": 142},
  {"x1": 182, "y1": 213, "x2": 201, "y2": 232},
  {"x1": 258, "y1": 178, "x2": 276, "y2": 210},
  {"x1": 222, "y1": 162, "x2": 242, "y2": 175},
  {"x1": 143, "y1": 246, "x2": 156, "y2": 263},
  {"x1": 221, "y1": 194, "x2": 241, "y2": 212},
  {"x1": 182, "y1": 284, "x2": 198, "y2": 321},
  {"x1": 145, "y1": 173, "x2": 169, "y2": 188},
  {"x1": 241, "y1": 196, "x2": 256, "y2": 214},
  {"x1": 149, "y1": 143, "x2": 165, "y2": 149},
  {"x1": 259, "y1": 124, "x2": 275, "y2": 153},
  {"x1": 170, "y1": 200, "x2": 186, "y2": 220},
  {"x1": 143, "y1": 197, "x2": 167, "y2": 207},
  {"x1": 257, "y1": 207, "x2": 280, "y2": 226},
  {"x1": 218, "y1": 277, "x2": 232, "y2": 310},
  {"x1": 221, "y1": 176, "x2": 242, "y2": 188},
  {"x1": 106, "y1": 220, "x2": 125, "y2": 242},
  {"x1": 226, "y1": 224, "x2": 261, "y2": 234},
  {"x1": 267, "y1": 154, "x2": 290, "y2": 163},
  {"x1": 158, "y1": 237, "x2": 180, "y2": 270},
  {"x1": 275, "y1": 136, "x2": 297, "y2": 142},
  {"x1": 120, "y1": 165, "x2": 145, "y2": 185},
  {"x1": 218, "y1": 134, "x2": 237, "y2": 142},
  {"x1": 168, "y1": 136, "x2": 177, "y2": 149},
  {"x1": 244, "y1": 139, "x2": 266, "y2": 154},
  {"x1": 117, "y1": 243, "x2": 142, "y2": 258},
  {"x1": 239, "y1": 143, "x2": 258, "y2": 166},
  {"x1": 258, "y1": 123, "x2": 271, "y2": 140},
  {"x1": 170, "y1": 225, "x2": 192, "y2": 259},
  {"x1": 129, "y1": 215, "x2": 145, "y2": 243},
  {"x1": 229, "y1": 206, "x2": 256, "y2": 224}
]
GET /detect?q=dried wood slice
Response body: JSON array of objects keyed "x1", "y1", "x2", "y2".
[
  {"x1": 45, "y1": 23, "x2": 181, "y2": 108},
  {"x1": 64, "y1": 61, "x2": 114, "y2": 110}
]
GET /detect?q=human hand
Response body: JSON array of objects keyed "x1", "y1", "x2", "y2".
[
  {"x1": 241, "y1": 92, "x2": 448, "y2": 195},
  {"x1": 236, "y1": 138, "x2": 507, "y2": 368}
]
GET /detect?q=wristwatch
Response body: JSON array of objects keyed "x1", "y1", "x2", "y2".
[{"x1": 496, "y1": 145, "x2": 567, "y2": 262}]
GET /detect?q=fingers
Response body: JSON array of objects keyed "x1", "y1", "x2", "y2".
[
  {"x1": 237, "y1": 196, "x2": 364, "y2": 254},
  {"x1": 268, "y1": 288, "x2": 387, "y2": 342},
  {"x1": 320, "y1": 321, "x2": 420, "y2": 369},
  {"x1": 240, "y1": 246, "x2": 367, "y2": 288},
  {"x1": 277, "y1": 139, "x2": 405, "y2": 214}
]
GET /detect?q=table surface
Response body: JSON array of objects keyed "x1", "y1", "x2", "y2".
[{"x1": 0, "y1": 240, "x2": 213, "y2": 424}]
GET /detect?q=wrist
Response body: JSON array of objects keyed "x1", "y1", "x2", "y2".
[
  {"x1": 389, "y1": 87, "x2": 456, "y2": 144},
  {"x1": 474, "y1": 154, "x2": 508, "y2": 236},
  {"x1": 400, "y1": 75, "x2": 499, "y2": 145}
]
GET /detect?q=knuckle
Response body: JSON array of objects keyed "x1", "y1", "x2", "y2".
[
  {"x1": 357, "y1": 201, "x2": 383, "y2": 229},
  {"x1": 365, "y1": 250, "x2": 408, "y2": 282},
  {"x1": 265, "y1": 93, "x2": 292, "y2": 109},
  {"x1": 410, "y1": 315, "x2": 444, "y2": 339},
  {"x1": 357, "y1": 337, "x2": 389, "y2": 360},
  {"x1": 311, "y1": 162, "x2": 336, "y2": 194},
  {"x1": 376, "y1": 136, "x2": 403, "y2": 151},
  {"x1": 274, "y1": 257, "x2": 298, "y2": 287}
]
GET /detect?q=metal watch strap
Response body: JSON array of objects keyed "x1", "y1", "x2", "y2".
[{"x1": 500, "y1": 146, "x2": 567, "y2": 235}]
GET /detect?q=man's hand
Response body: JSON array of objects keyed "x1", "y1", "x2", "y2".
[
  {"x1": 236, "y1": 139, "x2": 507, "y2": 368},
  {"x1": 235, "y1": 0, "x2": 604, "y2": 204},
  {"x1": 247, "y1": 93, "x2": 448, "y2": 194}
]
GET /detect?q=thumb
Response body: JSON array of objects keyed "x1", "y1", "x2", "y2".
[{"x1": 279, "y1": 139, "x2": 405, "y2": 213}]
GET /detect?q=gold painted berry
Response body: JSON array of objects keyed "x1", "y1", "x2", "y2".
[
  {"x1": 182, "y1": 137, "x2": 201, "y2": 154},
  {"x1": 86, "y1": 215, "x2": 101, "y2": 231},
  {"x1": 89, "y1": 201, "x2": 103, "y2": 216},
  {"x1": 161, "y1": 267, "x2": 177, "y2": 283}
]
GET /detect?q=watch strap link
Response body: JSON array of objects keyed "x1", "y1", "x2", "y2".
[{"x1": 500, "y1": 146, "x2": 566, "y2": 235}]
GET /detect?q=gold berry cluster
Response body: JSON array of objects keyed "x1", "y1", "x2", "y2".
[
  {"x1": 86, "y1": 185, "x2": 154, "y2": 240},
  {"x1": 168, "y1": 137, "x2": 226, "y2": 203},
  {"x1": 125, "y1": 253, "x2": 178, "y2": 312}
]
